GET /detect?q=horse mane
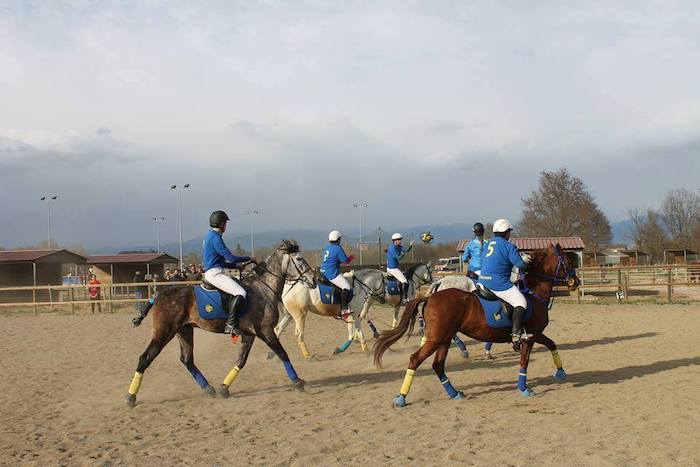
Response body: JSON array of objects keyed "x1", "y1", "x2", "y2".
[
  {"x1": 278, "y1": 239, "x2": 299, "y2": 254},
  {"x1": 404, "y1": 262, "x2": 423, "y2": 277}
]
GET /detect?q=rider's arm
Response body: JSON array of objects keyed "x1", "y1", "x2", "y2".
[
  {"x1": 462, "y1": 249, "x2": 471, "y2": 263},
  {"x1": 398, "y1": 243, "x2": 413, "y2": 260},
  {"x1": 213, "y1": 234, "x2": 249, "y2": 266},
  {"x1": 507, "y1": 243, "x2": 527, "y2": 270},
  {"x1": 338, "y1": 247, "x2": 353, "y2": 264}
]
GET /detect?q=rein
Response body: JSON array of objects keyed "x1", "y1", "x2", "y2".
[{"x1": 354, "y1": 272, "x2": 386, "y2": 301}]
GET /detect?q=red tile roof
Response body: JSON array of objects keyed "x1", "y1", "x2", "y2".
[
  {"x1": 456, "y1": 236, "x2": 585, "y2": 252},
  {"x1": 87, "y1": 253, "x2": 178, "y2": 264},
  {"x1": 0, "y1": 249, "x2": 87, "y2": 263}
]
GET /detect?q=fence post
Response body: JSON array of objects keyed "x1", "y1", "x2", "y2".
[
  {"x1": 623, "y1": 270, "x2": 629, "y2": 302},
  {"x1": 667, "y1": 268, "x2": 673, "y2": 303},
  {"x1": 617, "y1": 269, "x2": 622, "y2": 298},
  {"x1": 108, "y1": 285, "x2": 113, "y2": 313},
  {"x1": 70, "y1": 287, "x2": 75, "y2": 314}
]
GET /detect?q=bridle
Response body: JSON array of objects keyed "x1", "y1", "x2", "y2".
[
  {"x1": 525, "y1": 246, "x2": 577, "y2": 288},
  {"x1": 354, "y1": 270, "x2": 387, "y2": 302},
  {"x1": 255, "y1": 248, "x2": 315, "y2": 290}
]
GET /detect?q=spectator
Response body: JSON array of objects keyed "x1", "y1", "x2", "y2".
[
  {"x1": 186, "y1": 264, "x2": 202, "y2": 281},
  {"x1": 164, "y1": 268, "x2": 172, "y2": 281},
  {"x1": 170, "y1": 269, "x2": 185, "y2": 282},
  {"x1": 88, "y1": 274, "x2": 102, "y2": 313}
]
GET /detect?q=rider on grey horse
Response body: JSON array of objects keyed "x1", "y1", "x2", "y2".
[
  {"x1": 202, "y1": 210, "x2": 257, "y2": 335},
  {"x1": 320, "y1": 230, "x2": 355, "y2": 322},
  {"x1": 386, "y1": 233, "x2": 414, "y2": 305}
]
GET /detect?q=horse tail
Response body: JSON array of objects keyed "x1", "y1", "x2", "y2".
[
  {"x1": 373, "y1": 296, "x2": 428, "y2": 368},
  {"x1": 132, "y1": 296, "x2": 156, "y2": 327}
]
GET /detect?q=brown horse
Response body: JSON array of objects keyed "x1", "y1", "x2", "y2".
[
  {"x1": 125, "y1": 240, "x2": 316, "y2": 407},
  {"x1": 374, "y1": 244, "x2": 579, "y2": 407}
]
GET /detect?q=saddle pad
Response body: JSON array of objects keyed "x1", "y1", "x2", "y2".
[
  {"x1": 386, "y1": 278, "x2": 402, "y2": 296},
  {"x1": 318, "y1": 283, "x2": 354, "y2": 305},
  {"x1": 478, "y1": 295, "x2": 534, "y2": 329},
  {"x1": 193, "y1": 284, "x2": 250, "y2": 320}
]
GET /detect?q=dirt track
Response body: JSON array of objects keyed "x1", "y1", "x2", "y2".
[{"x1": 1, "y1": 303, "x2": 699, "y2": 466}]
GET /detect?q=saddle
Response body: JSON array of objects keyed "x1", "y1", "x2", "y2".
[
  {"x1": 317, "y1": 274, "x2": 354, "y2": 305},
  {"x1": 475, "y1": 284, "x2": 513, "y2": 319},
  {"x1": 200, "y1": 278, "x2": 246, "y2": 311},
  {"x1": 386, "y1": 272, "x2": 401, "y2": 283}
]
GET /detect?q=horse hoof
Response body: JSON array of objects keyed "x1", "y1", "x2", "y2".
[
  {"x1": 293, "y1": 379, "x2": 306, "y2": 391},
  {"x1": 204, "y1": 385, "x2": 217, "y2": 397},
  {"x1": 125, "y1": 394, "x2": 136, "y2": 408},
  {"x1": 485, "y1": 352, "x2": 493, "y2": 360},
  {"x1": 393, "y1": 394, "x2": 407, "y2": 408},
  {"x1": 519, "y1": 387, "x2": 535, "y2": 397},
  {"x1": 452, "y1": 391, "x2": 466, "y2": 400},
  {"x1": 553, "y1": 369, "x2": 567, "y2": 381},
  {"x1": 217, "y1": 385, "x2": 230, "y2": 399}
]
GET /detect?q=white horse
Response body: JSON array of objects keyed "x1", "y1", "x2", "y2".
[{"x1": 273, "y1": 269, "x2": 386, "y2": 358}]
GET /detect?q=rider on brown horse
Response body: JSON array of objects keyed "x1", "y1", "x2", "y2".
[
  {"x1": 202, "y1": 210, "x2": 256, "y2": 334},
  {"x1": 477, "y1": 219, "x2": 533, "y2": 349}
]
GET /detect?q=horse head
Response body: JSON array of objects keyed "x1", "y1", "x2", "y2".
[
  {"x1": 529, "y1": 243, "x2": 579, "y2": 291},
  {"x1": 265, "y1": 240, "x2": 316, "y2": 288}
]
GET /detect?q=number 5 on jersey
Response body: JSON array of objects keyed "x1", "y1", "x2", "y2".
[{"x1": 486, "y1": 241, "x2": 496, "y2": 257}]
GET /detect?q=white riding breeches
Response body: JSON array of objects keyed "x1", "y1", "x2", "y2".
[
  {"x1": 387, "y1": 268, "x2": 408, "y2": 284},
  {"x1": 329, "y1": 274, "x2": 351, "y2": 290},
  {"x1": 204, "y1": 268, "x2": 247, "y2": 297},
  {"x1": 491, "y1": 285, "x2": 527, "y2": 309}
]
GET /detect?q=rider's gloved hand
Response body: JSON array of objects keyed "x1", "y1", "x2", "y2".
[{"x1": 520, "y1": 253, "x2": 533, "y2": 264}]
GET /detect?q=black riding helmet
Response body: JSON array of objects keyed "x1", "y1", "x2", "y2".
[
  {"x1": 473, "y1": 222, "x2": 485, "y2": 235},
  {"x1": 209, "y1": 210, "x2": 230, "y2": 228}
]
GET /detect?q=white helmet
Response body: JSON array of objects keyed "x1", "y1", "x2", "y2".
[
  {"x1": 329, "y1": 230, "x2": 342, "y2": 242},
  {"x1": 391, "y1": 233, "x2": 403, "y2": 241},
  {"x1": 493, "y1": 219, "x2": 513, "y2": 233}
]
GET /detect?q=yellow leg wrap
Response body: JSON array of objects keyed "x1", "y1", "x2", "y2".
[
  {"x1": 420, "y1": 336, "x2": 427, "y2": 347},
  {"x1": 299, "y1": 341, "x2": 311, "y2": 359},
  {"x1": 551, "y1": 351, "x2": 563, "y2": 369},
  {"x1": 399, "y1": 369, "x2": 416, "y2": 396},
  {"x1": 223, "y1": 366, "x2": 241, "y2": 387},
  {"x1": 128, "y1": 372, "x2": 143, "y2": 395}
]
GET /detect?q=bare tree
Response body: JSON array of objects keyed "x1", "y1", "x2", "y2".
[
  {"x1": 661, "y1": 189, "x2": 700, "y2": 248},
  {"x1": 627, "y1": 208, "x2": 669, "y2": 263},
  {"x1": 519, "y1": 168, "x2": 612, "y2": 251}
]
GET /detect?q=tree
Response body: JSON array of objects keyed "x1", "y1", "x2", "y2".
[
  {"x1": 519, "y1": 168, "x2": 612, "y2": 251},
  {"x1": 627, "y1": 208, "x2": 669, "y2": 263},
  {"x1": 661, "y1": 189, "x2": 700, "y2": 248}
]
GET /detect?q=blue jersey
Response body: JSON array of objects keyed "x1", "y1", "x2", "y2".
[
  {"x1": 320, "y1": 243, "x2": 348, "y2": 280},
  {"x1": 478, "y1": 236, "x2": 526, "y2": 291},
  {"x1": 386, "y1": 244, "x2": 403, "y2": 269},
  {"x1": 202, "y1": 229, "x2": 250, "y2": 271},
  {"x1": 462, "y1": 237, "x2": 487, "y2": 272}
]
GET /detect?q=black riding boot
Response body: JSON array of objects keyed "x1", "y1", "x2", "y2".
[
  {"x1": 511, "y1": 306, "x2": 527, "y2": 351},
  {"x1": 339, "y1": 289, "x2": 352, "y2": 321},
  {"x1": 400, "y1": 282, "x2": 409, "y2": 305},
  {"x1": 224, "y1": 295, "x2": 245, "y2": 335}
]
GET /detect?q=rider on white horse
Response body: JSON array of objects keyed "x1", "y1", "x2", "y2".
[
  {"x1": 202, "y1": 210, "x2": 256, "y2": 335},
  {"x1": 386, "y1": 233, "x2": 414, "y2": 305},
  {"x1": 478, "y1": 219, "x2": 533, "y2": 349},
  {"x1": 462, "y1": 222, "x2": 487, "y2": 280},
  {"x1": 320, "y1": 230, "x2": 355, "y2": 322}
]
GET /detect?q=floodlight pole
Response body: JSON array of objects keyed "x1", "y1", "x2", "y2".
[
  {"x1": 353, "y1": 202, "x2": 368, "y2": 265},
  {"x1": 245, "y1": 210, "x2": 261, "y2": 257},
  {"x1": 171, "y1": 184, "x2": 190, "y2": 269},
  {"x1": 40, "y1": 195, "x2": 58, "y2": 248}
]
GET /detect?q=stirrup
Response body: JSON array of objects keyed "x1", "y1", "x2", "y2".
[{"x1": 336, "y1": 310, "x2": 352, "y2": 323}]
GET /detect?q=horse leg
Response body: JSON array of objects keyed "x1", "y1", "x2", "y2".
[
  {"x1": 392, "y1": 304, "x2": 400, "y2": 328},
  {"x1": 484, "y1": 342, "x2": 494, "y2": 359},
  {"x1": 451, "y1": 335, "x2": 469, "y2": 359},
  {"x1": 333, "y1": 315, "x2": 355, "y2": 355},
  {"x1": 293, "y1": 307, "x2": 312, "y2": 359},
  {"x1": 269, "y1": 307, "x2": 292, "y2": 359},
  {"x1": 353, "y1": 315, "x2": 368, "y2": 352},
  {"x1": 516, "y1": 338, "x2": 536, "y2": 397},
  {"x1": 125, "y1": 331, "x2": 175, "y2": 407},
  {"x1": 393, "y1": 340, "x2": 441, "y2": 408},
  {"x1": 177, "y1": 325, "x2": 216, "y2": 397},
  {"x1": 432, "y1": 344, "x2": 465, "y2": 400},
  {"x1": 359, "y1": 298, "x2": 379, "y2": 339},
  {"x1": 258, "y1": 328, "x2": 305, "y2": 391},
  {"x1": 218, "y1": 334, "x2": 255, "y2": 398},
  {"x1": 536, "y1": 333, "x2": 566, "y2": 381}
]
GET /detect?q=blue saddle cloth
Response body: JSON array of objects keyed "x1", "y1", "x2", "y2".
[
  {"x1": 478, "y1": 294, "x2": 534, "y2": 328},
  {"x1": 193, "y1": 284, "x2": 249, "y2": 320},
  {"x1": 386, "y1": 278, "x2": 402, "y2": 296},
  {"x1": 318, "y1": 283, "x2": 354, "y2": 305}
]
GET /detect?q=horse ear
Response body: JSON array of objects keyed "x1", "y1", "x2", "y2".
[{"x1": 426, "y1": 261, "x2": 433, "y2": 268}]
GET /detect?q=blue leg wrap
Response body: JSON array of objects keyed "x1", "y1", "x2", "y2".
[
  {"x1": 283, "y1": 360, "x2": 299, "y2": 382},
  {"x1": 517, "y1": 367, "x2": 528, "y2": 392},
  {"x1": 393, "y1": 394, "x2": 407, "y2": 407},
  {"x1": 452, "y1": 337, "x2": 467, "y2": 352},
  {"x1": 554, "y1": 368, "x2": 567, "y2": 380},
  {"x1": 149, "y1": 297, "x2": 155, "y2": 305},
  {"x1": 334, "y1": 339, "x2": 352, "y2": 354},
  {"x1": 439, "y1": 375, "x2": 459, "y2": 398},
  {"x1": 188, "y1": 368, "x2": 209, "y2": 389},
  {"x1": 368, "y1": 321, "x2": 378, "y2": 335},
  {"x1": 484, "y1": 342, "x2": 493, "y2": 351}
]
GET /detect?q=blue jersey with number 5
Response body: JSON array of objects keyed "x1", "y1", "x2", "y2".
[
  {"x1": 320, "y1": 243, "x2": 348, "y2": 280},
  {"x1": 478, "y1": 236, "x2": 526, "y2": 291}
]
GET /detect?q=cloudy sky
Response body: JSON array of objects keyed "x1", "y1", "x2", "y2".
[{"x1": 1, "y1": 1, "x2": 699, "y2": 249}]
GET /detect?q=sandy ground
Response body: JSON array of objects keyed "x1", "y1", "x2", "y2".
[{"x1": 1, "y1": 303, "x2": 699, "y2": 466}]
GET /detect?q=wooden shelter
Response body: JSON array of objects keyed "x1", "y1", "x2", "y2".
[
  {"x1": 663, "y1": 249, "x2": 699, "y2": 264},
  {"x1": 87, "y1": 253, "x2": 179, "y2": 283}
]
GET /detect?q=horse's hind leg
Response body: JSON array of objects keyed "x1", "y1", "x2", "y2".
[
  {"x1": 393, "y1": 340, "x2": 441, "y2": 408},
  {"x1": 218, "y1": 334, "x2": 256, "y2": 398},
  {"x1": 536, "y1": 333, "x2": 566, "y2": 381},
  {"x1": 268, "y1": 310, "x2": 293, "y2": 360},
  {"x1": 516, "y1": 338, "x2": 536, "y2": 397},
  {"x1": 451, "y1": 335, "x2": 469, "y2": 359},
  {"x1": 177, "y1": 325, "x2": 215, "y2": 397},
  {"x1": 432, "y1": 344, "x2": 466, "y2": 400},
  {"x1": 125, "y1": 331, "x2": 175, "y2": 407},
  {"x1": 258, "y1": 328, "x2": 305, "y2": 391}
]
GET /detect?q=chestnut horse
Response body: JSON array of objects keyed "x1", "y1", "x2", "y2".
[
  {"x1": 124, "y1": 240, "x2": 316, "y2": 407},
  {"x1": 374, "y1": 244, "x2": 579, "y2": 407}
]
